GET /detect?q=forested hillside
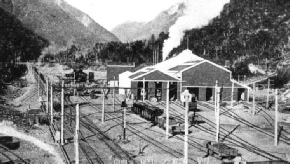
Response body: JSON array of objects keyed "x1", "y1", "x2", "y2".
[
  {"x1": 169, "y1": 0, "x2": 290, "y2": 65},
  {"x1": 0, "y1": 7, "x2": 48, "y2": 63}
]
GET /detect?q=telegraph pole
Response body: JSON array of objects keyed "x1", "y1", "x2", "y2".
[
  {"x1": 61, "y1": 80, "x2": 64, "y2": 145},
  {"x1": 215, "y1": 81, "x2": 218, "y2": 115},
  {"x1": 253, "y1": 83, "x2": 256, "y2": 116},
  {"x1": 102, "y1": 89, "x2": 105, "y2": 123},
  {"x1": 143, "y1": 78, "x2": 145, "y2": 102},
  {"x1": 216, "y1": 87, "x2": 220, "y2": 142},
  {"x1": 166, "y1": 81, "x2": 170, "y2": 140},
  {"x1": 75, "y1": 104, "x2": 79, "y2": 164},
  {"x1": 184, "y1": 91, "x2": 189, "y2": 164},
  {"x1": 50, "y1": 85, "x2": 53, "y2": 124},
  {"x1": 266, "y1": 78, "x2": 270, "y2": 109},
  {"x1": 113, "y1": 76, "x2": 115, "y2": 112},
  {"x1": 275, "y1": 89, "x2": 278, "y2": 146},
  {"x1": 123, "y1": 106, "x2": 127, "y2": 140},
  {"x1": 46, "y1": 78, "x2": 49, "y2": 114}
]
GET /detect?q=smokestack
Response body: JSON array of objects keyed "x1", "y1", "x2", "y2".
[{"x1": 162, "y1": 0, "x2": 230, "y2": 61}]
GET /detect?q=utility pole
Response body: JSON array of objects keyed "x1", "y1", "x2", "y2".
[
  {"x1": 50, "y1": 85, "x2": 53, "y2": 124},
  {"x1": 216, "y1": 87, "x2": 220, "y2": 142},
  {"x1": 253, "y1": 83, "x2": 256, "y2": 116},
  {"x1": 184, "y1": 90, "x2": 189, "y2": 164},
  {"x1": 215, "y1": 81, "x2": 218, "y2": 115},
  {"x1": 266, "y1": 78, "x2": 270, "y2": 109},
  {"x1": 46, "y1": 78, "x2": 49, "y2": 114},
  {"x1": 61, "y1": 80, "x2": 64, "y2": 146},
  {"x1": 231, "y1": 81, "x2": 234, "y2": 108},
  {"x1": 123, "y1": 106, "x2": 127, "y2": 140},
  {"x1": 113, "y1": 76, "x2": 115, "y2": 112},
  {"x1": 102, "y1": 89, "x2": 105, "y2": 123},
  {"x1": 142, "y1": 78, "x2": 145, "y2": 102},
  {"x1": 166, "y1": 81, "x2": 170, "y2": 140},
  {"x1": 275, "y1": 89, "x2": 278, "y2": 146},
  {"x1": 75, "y1": 104, "x2": 79, "y2": 164}
]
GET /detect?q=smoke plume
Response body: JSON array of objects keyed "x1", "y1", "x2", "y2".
[{"x1": 162, "y1": 0, "x2": 230, "y2": 61}]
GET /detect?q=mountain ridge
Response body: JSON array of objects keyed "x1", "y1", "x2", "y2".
[
  {"x1": 111, "y1": 2, "x2": 186, "y2": 42},
  {"x1": 0, "y1": 0, "x2": 120, "y2": 49}
]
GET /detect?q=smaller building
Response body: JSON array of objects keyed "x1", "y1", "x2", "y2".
[{"x1": 107, "y1": 63, "x2": 135, "y2": 88}]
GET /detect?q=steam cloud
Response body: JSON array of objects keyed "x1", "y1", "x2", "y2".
[{"x1": 162, "y1": 0, "x2": 230, "y2": 61}]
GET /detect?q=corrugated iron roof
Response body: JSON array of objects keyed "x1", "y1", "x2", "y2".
[
  {"x1": 129, "y1": 71, "x2": 146, "y2": 79},
  {"x1": 169, "y1": 65, "x2": 192, "y2": 71},
  {"x1": 133, "y1": 70, "x2": 180, "y2": 81}
]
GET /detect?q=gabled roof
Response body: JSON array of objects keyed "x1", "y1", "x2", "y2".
[
  {"x1": 132, "y1": 70, "x2": 180, "y2": 82},
  {"x1": 180, "y1": 60, "x2": 231, "y2": 73},
  {"x1": 169, "y1": 65, "x2": 192, "y2": 71},
  {"x1": 154, "y1": 49, "x2": 204, "y2": 71},
  {"x1": 129, "y1": 71, "x2": 146, "y2": 79}
]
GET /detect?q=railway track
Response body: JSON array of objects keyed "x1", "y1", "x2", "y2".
[
  {"x1": 140, "y1": 100, "x2": 288, "y2": 161},
  {"x1": 64, "y1": 97, "x2": 136, "y2": 163},
  {"x1": 79, "y1": 96, "x2": 198, "y2": 163},
  {"x1": 0, "y1": 144, "x2": 29, "y2": 164}
]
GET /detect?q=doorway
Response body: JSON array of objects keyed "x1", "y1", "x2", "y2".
[
  {"x1": 169, "y1": 82, "x2": 178, "y2": 101},
  {"x1": 155, "y1": 82, "x2": 162, "y2": 101},
  {"x1": 237, "y1": 88, "x2": 246, "y2": 101},
  {"x1": 206, "y1": 88, "x2": 213, "y2": 101},
  {"x1": 188, "y1": 87, "x2": 199, "y2": 101}
]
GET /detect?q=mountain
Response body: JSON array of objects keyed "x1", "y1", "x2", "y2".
[
  {"x1": 168, "y1": 0, "x2": 290, "y2": 65},
  {"x1": 0, "y1": 0, "x2": 119, "y2": 49},
  {"x1": 111, "y1": 3, "x2": 186, "y2": 42},
  {"x1": 0, "y1": 7, "x2": 48, "y2": 62}
]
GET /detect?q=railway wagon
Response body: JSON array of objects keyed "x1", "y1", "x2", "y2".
[
  {"x1": 132, "y1": 102, "x2": 163, "y2": 123},
  {"x1": 133, "y1": 102, "x2": 187, "y2": 134},
  {"x1": 204, "y1": 141, "x2": 239, "y2": 159}
]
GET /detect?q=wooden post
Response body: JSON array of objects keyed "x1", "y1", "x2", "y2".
[
  {"x1": 75, "y1": 104, "x2": 79, "y2": 164},
  {"x1": 253, "y1": 83, "x2": 256, "y2": 116},
  {"x1": 46, "y1": 78, "x2": 49, "y2": 113},
  {"x1": 215, "y1": 81, "x2": 218, "y2": 115},
  {"x1": 102, "y1": 89, "x2": 105, "y2": 123},
  {"x1": 113, "y1": 76, "x2": 115, "y2": 112},
  {"x1": 184, "y1": 90, "x2": 189, "y2": 164},
  {"x1": 123, "y1": 107, "x2": 127, "y2": 140},
  {"x1": 216, "y1": 87, "x2": 220, "y2": 142},
  {"x1": 50, "y1": 85, "x2": 53, "y2": 124},
  {"x1": 143, "y1": 78, "x2": 145, "y2": 102},
  {"x1": 166, "y1": 81, "x2": 170, "y2": 140},
  {"x1": 61, "y1": 80, "x2": 64, "y2": 146},
  {"x1": 275, "y1": 89, "x2": 278, "y2": 146},
  {"x1": 231, "y1": 81, "x2": 234, "y2": 108},
  {"x1": 266, "y1": 78, "x2": 270, "y2": 109}
]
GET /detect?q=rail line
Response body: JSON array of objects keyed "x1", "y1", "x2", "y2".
[
  {"x1": 79, "y1": 95, "x2": 198, "y2": 163},
  {"x1": 0, "y1": 143, "x2": 29, "y2": 163},
  {"x1": 65, "y1": 96, "x2": 137, "y2": 163}
]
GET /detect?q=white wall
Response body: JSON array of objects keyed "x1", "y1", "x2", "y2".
[{"x1": 119, "y1": 71, "x2": 132, "y2": 95}]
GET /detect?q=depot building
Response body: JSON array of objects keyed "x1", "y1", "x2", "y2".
[{"x1": 119, "y1": 49, "x2": 249, "y2": 102}]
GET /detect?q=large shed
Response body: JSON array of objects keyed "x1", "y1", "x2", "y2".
[{"x1": 124, "y1": 49, "x2": 249, "y2": 102}]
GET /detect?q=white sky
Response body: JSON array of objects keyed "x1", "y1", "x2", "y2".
[{"x1": 65, "y1": 0, "x2": 182, "y2": 30}]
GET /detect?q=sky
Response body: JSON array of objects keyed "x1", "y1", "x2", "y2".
[{"x1": 65, "y1": 0, "x2": 182, "y2": 30}]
